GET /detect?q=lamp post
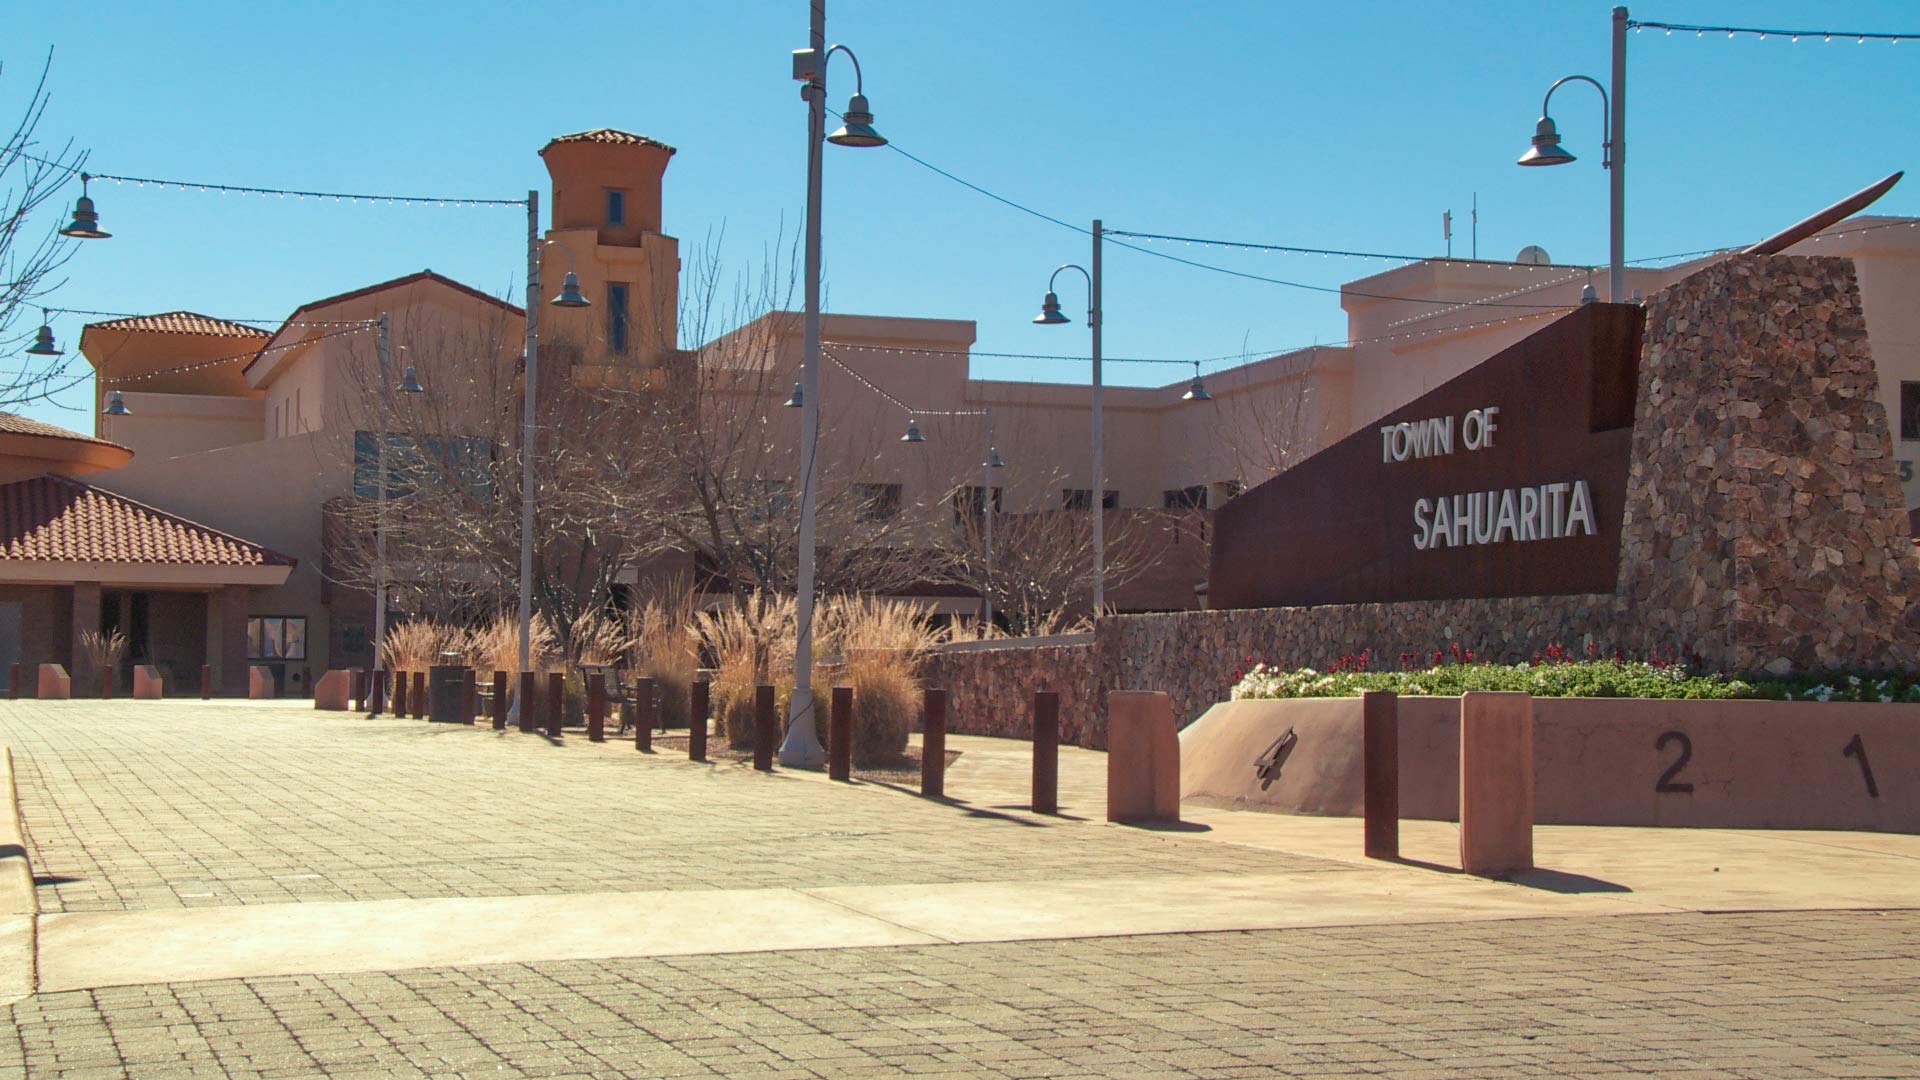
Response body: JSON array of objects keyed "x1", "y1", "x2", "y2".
[
  {"x1": 518, "y1": 222, "x2": 591, "y2": 686},
  {"x1": 784, "y1": 3, "x2": 886, "y2": 768},
  {"x1": 1033, "y1": 221, "x2": 1106, "y2": 615},
  {"x1": 979, "y1": 408, "x2": 1004, "y2": 631},
  {"x1": 371, "y1": 311, "x2": 425, "y2": 697},
  {"x1": 1518, "y1": 6, "x2": 1627, "y2": 301}
]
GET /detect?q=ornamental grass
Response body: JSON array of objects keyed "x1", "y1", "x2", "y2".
[
  {"x1": 623, "y1": 580, "x2": 700, "y2": 731},
  {"x1": 694, "y1": 591, "x2": 796, "y2": 749}
]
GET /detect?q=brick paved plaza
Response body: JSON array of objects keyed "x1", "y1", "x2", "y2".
[{"x1": 1, "y1": 700, "x2": 1917, "y2": 1079}]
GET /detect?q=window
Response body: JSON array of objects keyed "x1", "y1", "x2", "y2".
[
  {"x1": 750, "y1": 480, "x2": 794, "y2": 523},
  {"x1": 605, "y1": 189, "x2": 626, "y2": 225},
  {"x1": 247, "y1": 616, "x2": 307, "y2": 661},
  {"x1": 607, "y1": 282, "x2": 630, "y2": 353},
  {"x1": 1062, "y1": 488, "x2": 1119, "y2": 511},
  {"x1": 1163, "y1": 485, "x2": 1208, "y2": 510},
  {"x1": 1903, "y1": 382, "x2": 1920, "y2": 440},
  {"x1": 354, "y1": 431, "x2": 496, "y2": 499},
  {"x1": 952, "y1": 485, "x2": 1002, "y2": 524},
  {"x1": 854, "y1": 482, "x2": 902, "y2": 522}
]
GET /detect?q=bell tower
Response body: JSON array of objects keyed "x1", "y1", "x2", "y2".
[{"x1": 538, "y1": 129, "x2": 680, "y2": 365}]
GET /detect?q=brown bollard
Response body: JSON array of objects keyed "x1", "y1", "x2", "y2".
[
  {"x1": 546, "y1": 672, "x2": 564, "y2": 738},
  {"x1": 921, "y1": 688, "x2": 948, "y2": 798},
  {"x1": 517, "y1": 672, "x2": 536, "y2": 733},
  {"x1": 462, "y1": 669, "x2": 477, "y2": 724},
  {"x1": 392, "y1": 670, "x2": 408, "y2": 717},
  {"x1": 371, "y1": 669, "x2": 389, "y2": 716},
  {"x1": 350, "y1": 669, "x2": 363, "y2": 711},
  {"x1": 491, "y1": 671, "x2": 508, "y2": 730},
  {"x1": 99, "y1": 671, "x2": 111, "y2": 700},
  {"x1": 690, "y1": 680, "x2": 709, "y2": 762},
  {"x1": 586, "y1": 673, "x2": 607, "y2": 742},
  {"x1": 202, "y1": 664, "x2": 213, "y2": 701},
  {"x1": 828, "y1": 686, "x2": 853, "y2": 781},
  {"x1": 1032, "y1": 690, "x2": 1060, "y2": 814},
  {"x1": 411, "y1": 672, "x2": 426, "y2": 720},
  {"x1": 1362, "y1": 690, "x2": 1400, "y2": 860},
  {"x1": 636, "y1": 678, "x2": 656, "y2": 752},
  {"x1": 752, "y1": 684, "x2": 776, "y2": 771},
  {"x1": 7, "y1": 663, "x2": 19, "y2": 700},
  {"x1": 1459, "y1": 691, "x2": 1534, "y2": 876}
]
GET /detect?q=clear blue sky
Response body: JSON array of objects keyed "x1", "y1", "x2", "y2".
[{"x1": 8, "y1": 1, "x2": 1916, "y2": 429}]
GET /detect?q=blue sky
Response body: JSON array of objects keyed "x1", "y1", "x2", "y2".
[{"x1": 8, "y1": 1, "x2": 1916, "y2": 429}]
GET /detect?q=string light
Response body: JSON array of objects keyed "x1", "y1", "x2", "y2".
[
  {"x1": 824, "y1": 347, "x2": 983, "y2": 418},
  {"x1": 102, "y1": 324, "x2": 373, "y2": 387},
  {"x1": 1628, "y1": 19, "x2": 1910, "y2": 44},
  {"x1": 1104, "y1": 229, "x2": 1588, "y2": 272},
  {"x1": 50, "y1": 307, "x2": 381, "y2": 330}
]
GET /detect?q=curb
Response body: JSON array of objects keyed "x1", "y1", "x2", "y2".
[{"x1": 0, "y1": 745, "x2": 38, "y2": 1000}]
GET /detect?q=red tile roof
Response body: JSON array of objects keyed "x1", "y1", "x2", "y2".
[
  {"x1": 541, "y1": 129, "x2": 677, "y2": 155},
  {"x1": 0, "y1": 474, "x2": 294, "y2": 568},
  {"x1": 0, "y1": 413, "x2": 129, "y2": 451},
  {"x1": 83, "y1": 311, "x2": 271, "y2": 338}
]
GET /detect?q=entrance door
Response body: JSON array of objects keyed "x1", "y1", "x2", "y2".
[{"x1": 0, "y1": 602, "x2": 20, "y2": 691}]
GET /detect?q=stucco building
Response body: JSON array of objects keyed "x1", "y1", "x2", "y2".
[{"x1": 47, "y1": 127, "x2": 1920, "y2": 688}]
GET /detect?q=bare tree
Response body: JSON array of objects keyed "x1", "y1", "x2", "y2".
[
  {"x1": 1207, "y1": 344, "x2": 1326, "y2": 487},
  {"x1": 1, "y1": 51, "x2": 92, "y2": 411}
]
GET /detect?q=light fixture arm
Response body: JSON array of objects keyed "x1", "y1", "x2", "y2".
[
  {"x1": 541, "y1": 238, "x2": 579, "y2": 273},
  {"x1": 1047, "y1": 264, "x2": 1094, "y2": 319},
  {"x1": 824, "y1": 44, "x2": 867, "y2": 96},
  {"x1": 1541, "y1": 74, "x2": 1611, "y2": 168}
]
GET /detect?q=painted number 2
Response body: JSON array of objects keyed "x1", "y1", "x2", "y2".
[
  {"x1": 1654, "y1": 730, "x2": 1694, "y2": 794},
  {"x1": 1843, "y1": 734, "x2": 1880, "y2": 799}
]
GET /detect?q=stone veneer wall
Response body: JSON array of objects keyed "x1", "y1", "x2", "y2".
[
  {"x1": 1098, "y1": 254, "x2": 1920, "y2": 729},
  {"x1": 920, "y1": 640, "x2": 1099, "y2": 747}
]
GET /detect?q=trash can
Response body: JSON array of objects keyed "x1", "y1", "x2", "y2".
[{"x1": 429, "y1": 652, "x2": 467, "y2": 724}]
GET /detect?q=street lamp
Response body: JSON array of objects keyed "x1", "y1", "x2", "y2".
[
  {"x1": 1181, "y1": 362, "x2": 1212, "y2": 402},
  {"x1": 784, "y1": 9, "x2": 887, "y2": 769},
  {"x1": 979, "y1": 408, "x2": 1004, "y2": 633},
  {"x1": 102, "y1": 389, "x2": 130, "y2": 416},
  {"x1": 1032, "y1": 225, "x2": 1106, "y2": 616},
  {"x1": 371, "y1": 311, "x2": 429, "y2": 711},
  {"x1": 58, "y1": 174, "x2": 111, "y2": 240},
  {"x1": 25, "y1": 310, "x2": 61, "y2": 356},
  {"x1": 1517, "y1": 7, "x2": 1628, "y2": 301}
]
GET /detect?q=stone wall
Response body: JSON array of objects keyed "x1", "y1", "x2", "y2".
[
  {"x1": 920, "y1": 637, "x2": 1100, "y2": 747},
  {"x1": 1097, "y1": 254, "x2": 1920, "y2": 730}
]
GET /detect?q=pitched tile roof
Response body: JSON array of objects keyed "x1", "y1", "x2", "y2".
[
  {"x1": 541, "y1": 129, "x2": 677, "y2": 155},
  {"x1": 243, "y1": 270, "x2": 524, "y2": 375},
  {"x1": 0, "y1": 474, "x2": 294, "y2": 568},
  {"x1": 0, "y1": 413, "x2": 128, "y2": 450},
  {"x1": 83, "y1": 311, "x2": 271, "y2": 338}
]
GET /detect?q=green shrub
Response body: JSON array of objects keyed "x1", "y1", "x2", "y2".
[{"x1": 1230, "y1": 659, "x2": 1920, "y2": 703}]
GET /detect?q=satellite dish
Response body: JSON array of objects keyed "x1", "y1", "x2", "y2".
[{"x1": 1514, "y1": 245, "x2": 1551, "y2": 266}]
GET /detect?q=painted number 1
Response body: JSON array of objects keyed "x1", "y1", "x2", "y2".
[{"x1": 1842, "y1": 734, "x2": 1880, "y2": 799}]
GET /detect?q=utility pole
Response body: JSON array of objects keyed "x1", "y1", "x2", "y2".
[
  {"x1": 373, "y1": 312, "x2": 391, "y2": 706},
  {"x1": 518, "y1": 192, "x2": 540, "y2": 678}
]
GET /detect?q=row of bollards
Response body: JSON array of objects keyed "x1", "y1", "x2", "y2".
[{"x1": 338, "y1": 665, "x2": 1061, "y2": 815}]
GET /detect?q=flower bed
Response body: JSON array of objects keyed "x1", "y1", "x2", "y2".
[{"x1": 1228, "y1": 645, "x2": 1920, "y2": 704}]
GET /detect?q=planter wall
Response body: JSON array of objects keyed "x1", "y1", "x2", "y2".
[{"x1": 1181, "y1": 696, "x2": 1917, "y2": 832}]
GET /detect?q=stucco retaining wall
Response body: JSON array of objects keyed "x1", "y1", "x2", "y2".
[
  {"x1": 1180, "y1": 696, "x2": 1917, "y2": 832},
  {"x1": 1100, "y1": 254, "x2": 1920, "y2": 730},
  {"x1": 920, "y1": 638, "x2": 1098, "y2": 747}
]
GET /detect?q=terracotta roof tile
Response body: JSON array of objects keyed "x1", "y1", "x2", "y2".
[
  {"x1": 83, "y1": 311, "x2": 271, "y2": 338},
  {"x1": 0, "y1": 413, "x2": 126, "y2": 450},
  {"x1": 0, "y1": 474, "x2": 295, "y2": 568},
  {"x1": 541, "y1": 129, "x2": 677, "y2": 155}
]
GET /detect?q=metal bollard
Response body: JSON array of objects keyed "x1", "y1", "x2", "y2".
[
  {"x1": 921, "y1": 688, "x2": 949, "y2": 799},
  {"x1": 752, "y1": 684, "x2": 775, "y2": 771},
  {"x1": 636, "y1": 678, "x2": 656, "y2": 752},
  {"x1": 1363, "y1": 690, "x2": 1400, "y2": 860},
  {"x1": 462, "y1": 669, "x2": 477, "y2": 724},
  {"x1": 392, "y1": 670, "x2": 408, "y2": 717},
  {"x1": 690, "y1": 680, "x2": 709, "y2": 762},
  {"x1": 202, "y1": 664, "x2": 214, "y2": 701},
  {"x1": 99, "y1": 671, "x2": 111, "y2": 700},
  {"x1": 587, "y1": 673, "x2": 607, "y2": 742},
  {"x1": 518, "y1": 672, "x2": 536, "y2": 733},
  {"x1": 411, "y1": 672, "x2": 426, "y2": 720},
  {"x1": 828, "y1": 686, "x2": 853, "y2": 781},
  {"x1": 7, "y1": 663, "x2": 19, "y2": 700},
  {"x1": 492, "y1": 671, "x2": 508, "y2": 730},
  {"x1": 545, "y1": 672, "x2": 564, "y2": 738},
  {"x1": 1032, "y1": 690, "x2": 1060, "y2": 814},
  {"x1": 371, "y1": 669, "x2": 389, "y2": 716}
]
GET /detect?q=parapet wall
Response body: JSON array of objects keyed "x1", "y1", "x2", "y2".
[
  {"x1": 1099, "y1": 254, "x2": 1920, "y2": 729},
  {"x1": 920, "y1": 638, "x2": 1098, "y2": 746}
]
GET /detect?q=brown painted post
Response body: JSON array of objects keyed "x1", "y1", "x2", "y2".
[
  {"x1": 7, "y1": 663, "x2": 19, "y2": 700},
  {"x1": 1363, "y1": 690, "x2": 1400, "y2": 860},
  {"x1": 202, "y1": 664, "x2": 213, "y2": 701},
  {"x1": 586, "y1": 672, "x2": 607, "y2": 742},
  {"x1": 491, "y1": 671, "x2": 508, "y2": 730},
  {"x1": 921, "y1": 688, "x2": 948, "y2": 799},
  {"x1": 1459, "y1": 691, "x2": 1535, "y2": 876},
  {"x1": 411, "y1": 672, "x2": 427, "y2": 720},
  {"x1": 371, "y1": 669, "x2": 389, "y2": 716},
  {"x1": 828, "y1": 686, "x2": 853, "y2": 781},
  {"x1": 690, "y1": 680, "x2": 709, "y2": 762},
  {"x1": 545, "y1": 672, "x2": 564, "y2": 738},
  {"x1": 392, "y1": 669, "x2": 408, "y2": 717},
  {"x1": 462, "y1": 669, "x2": 477, "y2": 724},
  {"x1": 636, "y1": 678, "x2": 656, "y2": 752},
  {"x1": 517, "y1": 672, "x2": 536, "y2": 733},
  {"x1": 752, "y1": 684, "x2": 775, "y2": 771},
  {"x1": 1032, "y1": 690, "x2": 1060, "y2": 814},
  {"x1": 99, "y1": 670, "x2": 111, "y2": 700}
]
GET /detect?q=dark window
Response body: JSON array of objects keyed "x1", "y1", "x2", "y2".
[
  {"x1": 952, "y1": 485, "x2": 1002, "y2": 524},
  {"x1": 606, "y1": 189, "x2": 626, "y2": 225},
  {"x1": 607, "y1": 282, "x2": 630, "y2": 353},
  {"x1": 1163, "y1": 485, "x2": 1208, "y2": 510},
  {"x1": 855, "y1": 482, "x2": 902, "y2": 522},
  {"x1": 354, "y1": 431, "x2": 495, "y2": 500},
  {"x1": 1903, "y1": 382, "x2": 1920, "y2": 440},
  {"x1": 1062, "y1": 488, "x2": 1119, "y2": 511},
  {"x1": 247, "y1": 616, "x2": 307, "y2": 661}
]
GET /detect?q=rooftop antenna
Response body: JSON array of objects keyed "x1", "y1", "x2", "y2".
[
  {"x1": 1471, "y1": 193, "x2": 1479, "y2": 259},
  {"x1": 1442, "y1": 210, "x2": 1453, "y2": 258}
]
